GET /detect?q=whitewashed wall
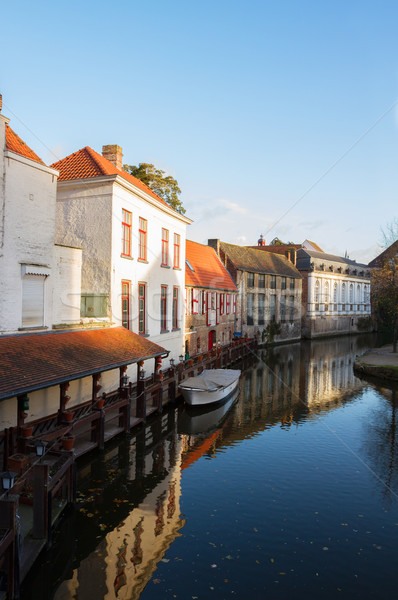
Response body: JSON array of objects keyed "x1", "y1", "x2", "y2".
[
  {"x1": 53, "y1": 244, "x2": 82, "y2": 325},
  {"x1": 0, "y1": 114, "x2": 59, "y2": 333}
]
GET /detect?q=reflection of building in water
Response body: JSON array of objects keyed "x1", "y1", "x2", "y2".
[
  {"x1": 299, "y1": 336, "x2": 368, "y2": 409},
  {"x1": 54, "y1": 419, "x2": 185, "y2": 600},
  {"x1": 223, "y1": 336, "x2": 372, "y2": 436},
  {"x1": 230, "y1": 343, "x2": 303, "y2": 432}
]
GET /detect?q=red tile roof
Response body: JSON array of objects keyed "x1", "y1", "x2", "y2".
[
  {"x1": 185, "y1": 240, "x2": 237, "y2": 291},
  {"x1": 5, "y1": 124, "x2": 45, "y2": 165},
  {"x1": 0, "y1": 327, "x2": 167, "y2": 400},
  {"x1": 51, "y1": 146, "x2": 170, "y2": 208}
]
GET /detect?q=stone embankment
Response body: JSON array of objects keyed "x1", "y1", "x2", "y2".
[{"x1": 354, "y1": 344, "x2": 398, "y2": 382}]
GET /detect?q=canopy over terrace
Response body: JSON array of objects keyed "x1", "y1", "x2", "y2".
[{"x1": 0, "y1": 327, "x2": 168, "y2": 401}]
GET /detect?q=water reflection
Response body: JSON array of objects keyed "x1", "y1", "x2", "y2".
[{"x1": 21, "y1": 334, "x2": 398, "y2": 600}]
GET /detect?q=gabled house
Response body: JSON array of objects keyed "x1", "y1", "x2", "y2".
[
  {"x1": 208, "y1": 239, "x2": 302, "y2": 343},
  {"x1": 184, "y1": 240, "x2": 237, "y2": 355},
  {"x1": 368, "y1": 240, "x2": 398, "y2": 268},
  {"x1": 0, "y1": 96, "x2": 82, "y2": 334},
  {"x1": 51, "y1": 144, "x2": 192, "y2": 362}
]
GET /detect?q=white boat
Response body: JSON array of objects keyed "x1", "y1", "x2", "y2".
[
  {"x1": 178, "y1": 369, "x2": 241, "y2": 406},
  {"x1": 178, "y1": 388, "x2": 240, "y2": 435}
]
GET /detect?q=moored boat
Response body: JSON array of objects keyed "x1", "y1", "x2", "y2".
[{"x1": 178, "y1": 369, "x2": 241, "y2": 406}]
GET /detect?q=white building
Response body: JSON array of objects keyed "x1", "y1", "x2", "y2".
[
  {"x1": 0, "y1": 97, "x2": 81, "y2": 334},
  {"x1": 296, "y1": 248, "x2": 371, "y2": 338},
  {"x1": 52, "y1": 144, "x2": 192, "y2": 362}
]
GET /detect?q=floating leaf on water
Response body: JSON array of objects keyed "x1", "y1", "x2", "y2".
[
  {"x1": 161, "y1": 559, "x2": 170, "y2": 563},
  {"x1": 270, "y1": 558, "x2": 275, "y2": 563},
  {"x1": 211, "y1": 564, "x2": 217, "y2": 568}
]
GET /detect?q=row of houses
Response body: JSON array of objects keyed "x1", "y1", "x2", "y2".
[{"x1": 0, "y1": 97, "x2": 373, "y2": 422}]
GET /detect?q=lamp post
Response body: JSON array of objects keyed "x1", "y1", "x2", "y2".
[
  {"x1": 1, "y1": 471, "x2": 17, "y2": 492},
  {"x1": 35, "y1": 440, "x2": 47, "y2": 458}
]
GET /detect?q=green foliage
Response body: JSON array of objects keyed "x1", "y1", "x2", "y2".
[
  {"x1": 371, "y1": 258, "x2": 398, "y2": 352},
  {"x1": 356, "y1": 316, "x2": 373, "y2": 332},
  {"x1": 123, "y1": 162, "x2": 185, "y2": 215},
  {"x1": 263, "y1": 321, "x2": 282, "y2": 344}
]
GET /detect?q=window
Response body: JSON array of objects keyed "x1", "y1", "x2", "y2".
[
  {"x1": 280, "y1": 296, "x2": 286, "y2": 322},
  {"x1": 172, "y1": 287, "x2": 179, "y2": 329},
  {"x1": 333, "y1": 283, "x2": 338, "y2": 303},
  {"x1": 121, "y1": 209, "x2": 132, "y2": 257},
  {"x1": 22, "y1": 275, "x2": 45, "y2": 327},
  {"x1": 192, "y1": 288, "x2": 199, "y2": 314},
  {"x1": 161, "y1": 228, "x2": 169, "y2": 266},
  {"x1": 81, "y1": 294, "x2": 108, "y2": 318},
  {"x1": 247, "y1": 293, "x2": 254, "y2": 325},
  {"x1": 220, "y1": 293, "x2": 225, "y2": 315},
  {"x1": 174, "y1": 234, "x2": 180, "y2": 268},
  {"x1": 226, "y1": 293, "x2": 231, "y2": 314},
  {"x1": 247, "y1": 272, "x2": 255, "y2": 287},
  {"x1": 270, "y1": 275, "x2": 276, "y2": 289},
  {"x1": 349, "y1": 283, "x2": 354, "y2": 303},
  {"x1": 233, "y1": 295, "x2": 236, "y2": 314},
  {"x1": 160, "y1": 285, "x2": 167, "y2": 331},
  {"x1": 138, "y1": 218, "x2": 147, "y2": 261},
  {"x1": 258, "y1": 274, "x2": 265, "y2": 288},
  {"x1": 138, "y1": 283, "x2": 146, "y2": 334},
  {"x1": 200, "y1": 290, "x2": 206, "y2": 314},
  {"x1": 281, "y1": 277, "x2": 287, "y2": 290},
  {"x1": 290, "y1": 278, "x2": 295, "y2": 290},
  {"x1": 258, "y1": 293, "x2": 265, "y2": 325},
  {"x1": 315, "y1": 280, "x2": 320, "y2": 303},
  {"x1": 121, "y1": 281, "x2": 130, "y2": 329},
  {"x1": 289, "y1": 296, "x2": 294, "y2": 322},
  {"x1": 270, "y1": 295, "x2": 276, "y2": 322},
  {"x1": 342, "y1": 282, "x2": 346, "y2": 303}
]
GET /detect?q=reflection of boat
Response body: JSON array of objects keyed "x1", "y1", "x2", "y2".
[
  {"x1": 178, "y1": 388, "x2": 239, "y2": 435},
  {"x1": 178, "y1": 369, "x2": 241, "y2": 406}
]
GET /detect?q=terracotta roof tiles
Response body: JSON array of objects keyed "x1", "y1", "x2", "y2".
[
  {"x1": 5, "y1": 124, "x2": 45, "y2": 165},
  {"x1": 185, "y1": 240, "x2": 237, "y2": 291},
  {"x1": 51, "y1": 146, "x2": 170, "y2": 208},
  {"x1": 0, "y1": 327, "x2": 167, "y2": 400}
]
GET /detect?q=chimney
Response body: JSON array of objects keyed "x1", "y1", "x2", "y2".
[
  {"x1": 102, "y1": 145, "x2": 123, "y2": 170},
  {"x1": 208, "y1": 239, "x2": 220, "y2": 257}
]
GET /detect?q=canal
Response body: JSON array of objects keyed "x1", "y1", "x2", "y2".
[{"x1": 21, "y1": 334, "x2": 398, "y2": 600}]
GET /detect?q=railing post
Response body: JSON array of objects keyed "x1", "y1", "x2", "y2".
[
  {"x1": 136, "y1": 380, "x2": 146, "y2": 419},
  {"x1": 33, "y1": 462, "x2": 50, "y2": 540}
]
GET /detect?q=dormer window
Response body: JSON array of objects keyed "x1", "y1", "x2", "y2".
[{"x1": 186, "y1": 259, "x2": 194, "y2": 271}]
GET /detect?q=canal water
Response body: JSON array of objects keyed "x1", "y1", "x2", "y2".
[{"x1": 21, "y1": 334, "x2": 398, "y2": 600}]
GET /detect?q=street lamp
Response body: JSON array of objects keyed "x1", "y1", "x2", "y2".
[
  {"x1": 179, "y1": 355, "x2": 184, "y2": 363},
  {"x1": 1, "y1": 471, "x2": 17, "y2": 491},
  {"x1": 35, "y1": 440, "x2": 47, "y2": 457},
  {"x1": 169, "y1": 358, "x2": 175, "y2": 367}
]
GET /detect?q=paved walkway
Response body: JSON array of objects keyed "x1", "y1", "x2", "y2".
[
  {"x1": 359, "y1": 344, "x2": 398, "y2": 367},
  {"x1": 354, "y1": 344, "x2": 398, "y2": 382}
]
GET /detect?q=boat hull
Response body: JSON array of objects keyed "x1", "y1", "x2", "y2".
[{"x1": 179, "y1": 376, "x2": 240, "y2": 407}]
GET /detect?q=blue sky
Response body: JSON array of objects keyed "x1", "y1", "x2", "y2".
[{"x1": 2, "y1": 0, "x2": 398, "y2": 262}]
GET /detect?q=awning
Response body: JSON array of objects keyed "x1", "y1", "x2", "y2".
[{"x1": 0, "y1": 327, "x2": 168, "y2": 400}]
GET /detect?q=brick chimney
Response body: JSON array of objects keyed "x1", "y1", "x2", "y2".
[{"x1": 102, "y1": 145, "x2": 123, "y2": 170}]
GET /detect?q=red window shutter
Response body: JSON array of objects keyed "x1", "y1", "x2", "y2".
[
  {"x1": 233, "y1": 295, "x2": 236, "y2": 314},
  {"x1": 185, "y1": 288, "x2": 188, "y2": 316},
  {"x1": 216, "y1": 293, "x2": 220, "y2": 325},
  {"x1": 193, "y1": 289, "x2": 199, "y2": 314},
  {"x1": 206, "y1": 291, "x2": 211, "y2": 326}
]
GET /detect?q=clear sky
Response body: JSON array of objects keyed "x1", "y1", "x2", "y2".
[{"x1": 2, "y1": 0, "x2": 398, "y2": 263}]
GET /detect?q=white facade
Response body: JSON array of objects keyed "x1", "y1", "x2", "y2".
[
  {"x1": 55, "y1": 157, "x2": 191, "y2": 363},
  {"x1": 0, "y1": 110, "x2": 81, "y2": 334},
  {"x1": 297, "y1": 248, "x2": 371, "y2": 338}
]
